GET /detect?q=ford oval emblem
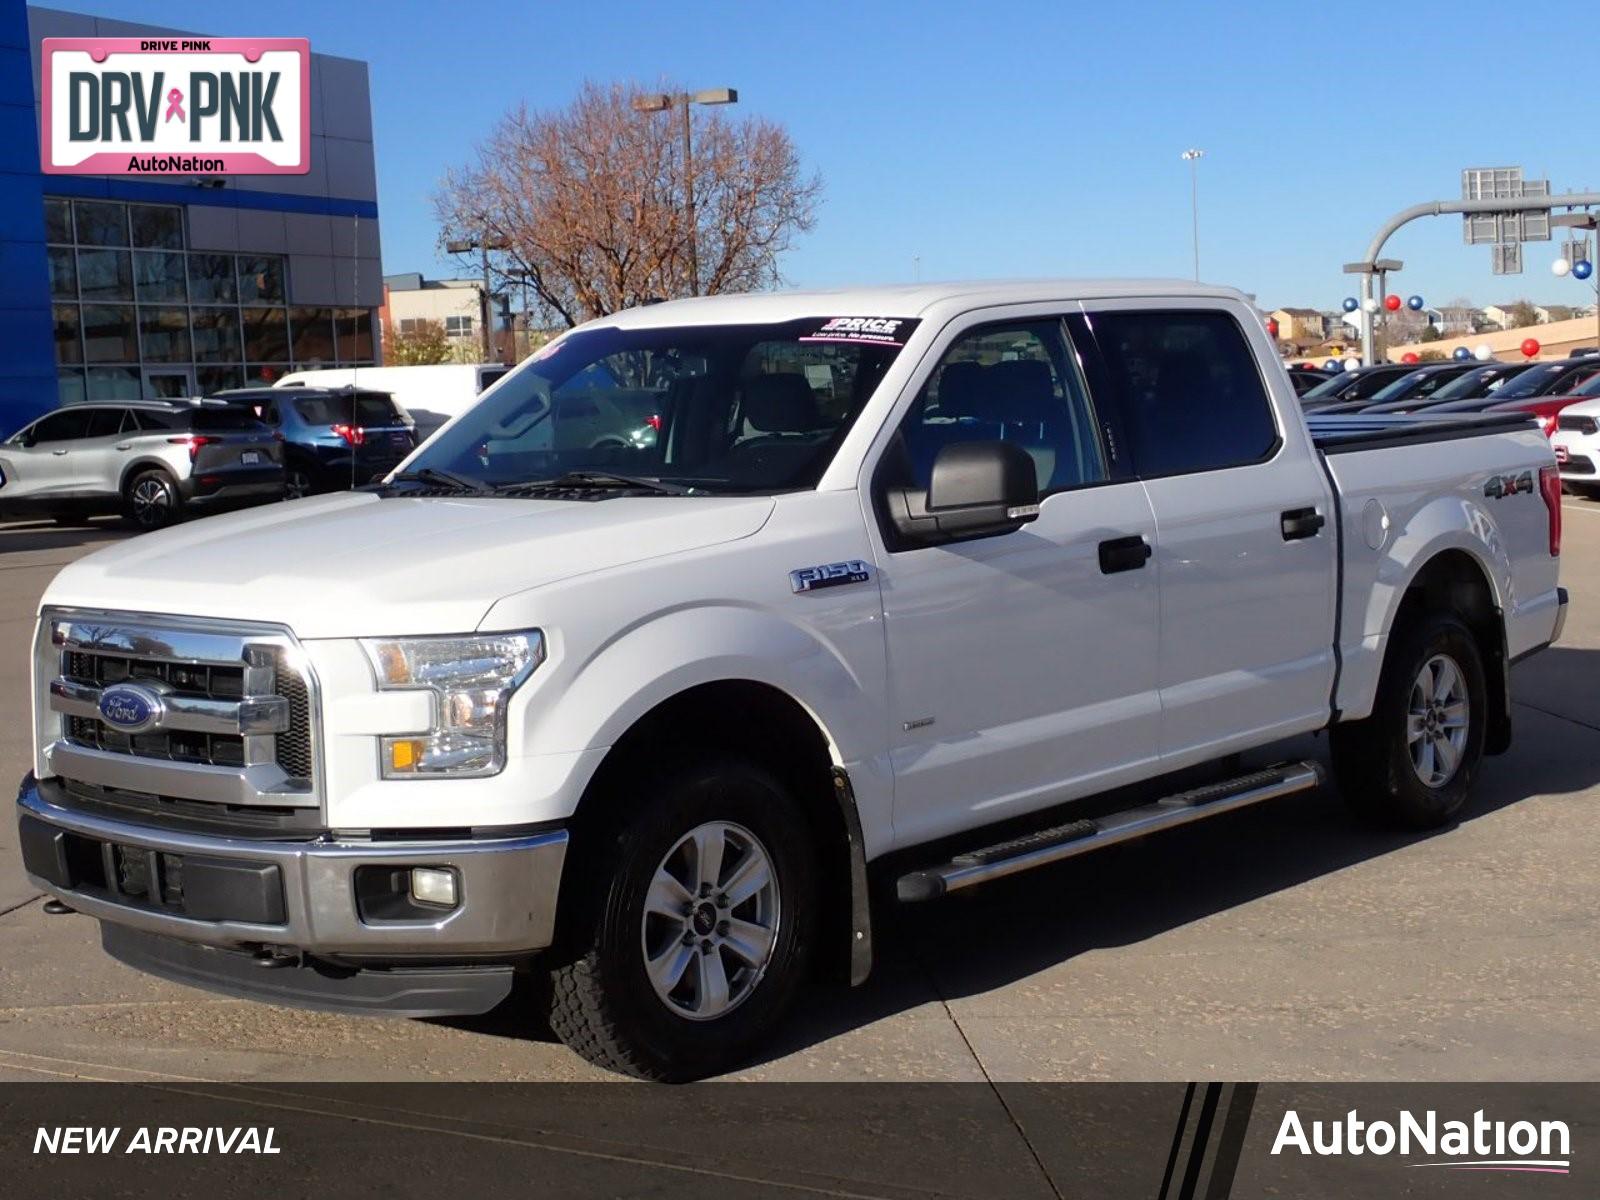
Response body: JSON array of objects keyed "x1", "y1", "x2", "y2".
[{"x1": 97, "y1": 683, "x2": 164, "y2": 733}]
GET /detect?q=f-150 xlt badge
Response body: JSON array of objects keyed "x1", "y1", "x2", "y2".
[
  {"x1": 790, "y1": 560, "x2": 872, "y2": 593},
  {"x1": 1484, "y1": 470, "x2": 1534, "y2": 499}
]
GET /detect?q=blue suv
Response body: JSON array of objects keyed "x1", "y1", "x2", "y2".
[{"x1": 212, "y1": 387, "x2": 418, "y2": 498}]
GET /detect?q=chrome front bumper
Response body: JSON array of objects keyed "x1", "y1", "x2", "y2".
[{"x1": 16, "y1": 775, "x2": 568, "y2": 959}]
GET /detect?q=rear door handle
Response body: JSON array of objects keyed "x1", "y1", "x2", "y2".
[
  {"x1": 1281, "y1": 507, "x2": 1325, "y2": 540},
  {"x1": 51, "y1": 449, "x2": 68, "y2": 456},
  {"x1": 115, "y1": 442, "x2": 132, "y2": 450},
  {"x1": 1098, "y1": 535, "x2": 1153, "y2": 574}
]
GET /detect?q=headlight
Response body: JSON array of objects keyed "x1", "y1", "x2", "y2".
[{"x1": 361, "y1": 632, "x2": 543, "y2": 778}]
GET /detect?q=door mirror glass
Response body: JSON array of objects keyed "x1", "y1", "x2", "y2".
[{"x1": 887, "y1": 440, "x2": 1040, "y2": 544}]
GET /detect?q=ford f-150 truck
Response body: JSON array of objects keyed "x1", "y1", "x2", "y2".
[{"x1": 15, "y1": 281, "x2": 1567, "y2": 1080}]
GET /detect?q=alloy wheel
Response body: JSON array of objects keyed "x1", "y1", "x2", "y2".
[{"x1": 1407, "y1": 652, "x2": 1470, "y2": 788}]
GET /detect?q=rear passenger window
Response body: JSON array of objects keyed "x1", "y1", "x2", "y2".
[
  {"x1": 891, "y1": 320, "x2": 1107, "y2": 495},
  {"x1": 1090, "y1": 310, "x2": 1278, "y2": 476},
  {"x1": 84, "y1": 408, "x2": 124, "y2": 438}
]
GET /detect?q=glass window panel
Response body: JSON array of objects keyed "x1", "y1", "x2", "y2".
[
  {"x1": 335, "y1": 308, "x2": 375, "y2": 362},
  {"x1": 138, "y1": 307, "x2": 192, "y2": 363},
  {"x1": 242, "y1": 307, "x2": 290, "y2": 361},
  {"x1": 31, "y1": 408, "x2": 91, "y2": 440},
  {"x1": 48, "y1": 246, "x2": 77, "y2": 298},
  {"x1": 85, "y1": 367, "x2": 142, "y2": 402},
  {"x1": 188, "y1": 254, "x2": 238, "y2": 303},
  {"x1": 196, "y1": 366, "x2": 246, "y2": 395},
  {"x1": 77, "y1": 249, "x2": 133, "y2": 301},
  {"x1": 57, "y1": 369, "x2": 87, "y2": 407},
  {"x1": 191, "y1": 307, "x2": 242, "y2": 363},
  {"x1": 243, "y1": 364, "x2": 291, "y2": 387},
  {"x1": 129, "y1": 204, "x2": 183, "y2": 249},
  {"x1": 53, "y1": 305, "x2": 82, "y2": 364},
  {"x1": 85, "y1": 407, "x2": 125, "y2": 437},
  {"x1": 74, "y1": 200, "x2": 128, "y2": 247},
  {"x1": 44, "y1": 198, "x2": 72, "y2": 243},
  {"x1": 238, "y1": 255, "x2": 285, "y2": 304},
  {"x1": 81, "y1": 305, "x2": 138, "y2": 363},
  {"x1": 133, "y1": 251, "x2": 188, "y2": 303},
  {"x1": 289, "y1": 307, "x2": 336, "y2": 364}
]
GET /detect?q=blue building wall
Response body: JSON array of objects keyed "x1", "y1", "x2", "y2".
[{"x1": 0, "y1": 0, "x2": 58, "y2": 437}]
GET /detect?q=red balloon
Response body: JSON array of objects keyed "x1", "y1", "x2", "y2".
[
  {"x1": 1384, "y1": 294, "x2": 1402, "y2": 311},
  {"x1": 1266, "y1": 318, "x2": 1279, "y2": 337},
  {"x1": 1401, "y1": 352, "x2": 1420, "y2": 364},
  {"x1": 1521, "y1": 338, "x2": 1540, "y2": 358}
]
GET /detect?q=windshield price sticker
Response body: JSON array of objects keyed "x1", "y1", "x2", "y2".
[
  {"x1": 41, "y1": 37, "x2": 311, "y2": 175},
  {"x1": 800, "y1": 317, "x2": 915, "y2": 347}
]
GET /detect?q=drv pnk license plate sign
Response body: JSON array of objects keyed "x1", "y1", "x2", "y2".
[{"x1": 41, "y1": 38, "x2": 311, "y2": 176}]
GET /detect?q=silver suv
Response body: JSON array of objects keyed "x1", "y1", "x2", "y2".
[{"x1": 0, "y1": 401, "x2": 284, "y2": 529}]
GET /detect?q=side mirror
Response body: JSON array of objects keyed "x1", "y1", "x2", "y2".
[
  {"x1": 885, "y1": 440, "x2": 1041, "y2": 545},
  {"x1": 16, "y1": 431, "x2": 36, "y2": 448}
]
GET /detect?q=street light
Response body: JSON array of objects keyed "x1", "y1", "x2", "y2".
[
  {"x1": 445, "y1": 234, "x2": 512, "y2": 361},
  {"x1": 1551, "y1": 211, "x2": 1600, "y2": 351},
  {"x1": 632, "y1": 88, "x2": 739, "y2": 297},
  {"x1": 1180, "y1": 148, "x2": 1205, "y2": 282}
]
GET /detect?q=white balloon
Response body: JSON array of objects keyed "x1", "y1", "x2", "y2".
[
  {"x1": 1552, "y1": 258, "x2": 1572, "y2": 278},
  {"x1": 1343, "y1": 357, "x2": 1361, "y2": 372},
  {"x1": 1362, "y1": 298, "x2": 1380, "y2": 313},
  {"x1": 1473, "y1": 344, "x2": 1493, "y2": 361}
]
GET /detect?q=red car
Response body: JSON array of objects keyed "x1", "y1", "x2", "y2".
[{"x1": 1489, "y1": 370, "x2": 1600, "y2": 436}]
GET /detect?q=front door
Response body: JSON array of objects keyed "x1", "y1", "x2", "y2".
[
  {"x1": 142, "y1": 368, "x2": 194, "y2": 399},
  {"x1": 871, "y1": 313, "x2": 1163, "y2": 848}
]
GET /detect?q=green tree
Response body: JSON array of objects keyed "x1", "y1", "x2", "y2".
[{"x1": 386, "y1": 319, "x2": 454, "y2": 366}]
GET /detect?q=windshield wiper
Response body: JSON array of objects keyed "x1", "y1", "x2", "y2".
[
  {"x1": 522, "y1": 471, "x2": 693, "y2": 496},
  {"x1": 388, "y1": 467, "x2": 493, "y2": 495}
]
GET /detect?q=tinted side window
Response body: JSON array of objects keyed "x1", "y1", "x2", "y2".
[
  {"x1": 1090, "y1": 310, "x2": 1277, "y2": 476},
  {"x1": 891, "y1": 320, "x2": 1107, "y2": 494},
  {"x1": 84, "y1": 408, "x2": 124, "y2": 438},
  {"x1": 32, "y1": 409, "x2": 91, "y2": 442}
]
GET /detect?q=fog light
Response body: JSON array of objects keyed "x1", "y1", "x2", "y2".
[{"x1": 410, "y1": 867, "x2": 458, "y2": 908}]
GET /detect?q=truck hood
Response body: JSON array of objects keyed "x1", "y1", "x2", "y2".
[{"x1": 43, "y1": 492, "x2": 776, "y2": 638}]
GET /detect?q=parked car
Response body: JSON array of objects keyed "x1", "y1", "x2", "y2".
[
  {"x1": 0, "y1": 400, "x2": 282, "y2": 529},
  {"x1": 1359, "y1": 362, "x2": 1479, "y2": 406},
  {"x1": 212, "y1": 387, "x2": 418, "y2": 498},
  {"x1": 1286, "y1": 367, "x2": 1330, "y2": 395},
  {"x1": 1487, "y1": 393, "x2": 1592, "y2": 439},
  {"x1": 1551, "y1": 395, "x2": 1600, "y2": 496},
  {"x1": 275, "y1": 364, "x2": 512, "y2": 439},
  {"x1": 16, "y1": 281, "x2": 1565, "y2": 1081},
  {"x1": 1299, "y1": 363, "x2": 1416, "y2": 407},
  {"x1": 1474, "y1": 358, "x2": 1600, "y2": 403},
  {"x1": 1360, "y1": 362, "x2": 1536, "y2": 413}
]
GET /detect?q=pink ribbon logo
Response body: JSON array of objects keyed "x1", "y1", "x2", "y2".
[{"x1": 164, "y1": 88, "x2": 185, "y2": 123}]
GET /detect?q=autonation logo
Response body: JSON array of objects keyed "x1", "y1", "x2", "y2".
[{"x1": 1272, "y1": 1108, "x2": 1571, "y2": 1175}]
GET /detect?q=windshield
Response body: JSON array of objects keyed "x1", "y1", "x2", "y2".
[
  {"x1": 401, "y1": 317, "x2": 918, "y2": 493},
  {"x1": 1301, "y1": 372, "x2": 1354, "y2": 400},
  {"x1": 1429, "y1": 365, "x2": 1518, "y2": 401},
  {"x1": 294, "y1": 393, "x2": 403, "y2": 426},
  {"x1": 1491, "y1": 363, "x2": 1578, "y2": 400}
]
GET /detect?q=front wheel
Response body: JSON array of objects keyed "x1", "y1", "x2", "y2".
[
  {"x1": 122, "y1": 469, "x2": 181, "y2": 530},
  {"x1": 545, "y1": 760, "x2": 817, "y2": 1081},
  {"x1": 1331, "y1": 612, "x2": 1487, "y2": 829}
]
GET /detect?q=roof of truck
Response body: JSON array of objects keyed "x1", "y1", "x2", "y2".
[{"x1": 595, "y1": 279, "x2": 1248, "y2": 329}]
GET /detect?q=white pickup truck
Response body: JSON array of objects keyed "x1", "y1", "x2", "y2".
[{"x1": 17, "y1": 281, "x2": 1567, "y2": 1081}]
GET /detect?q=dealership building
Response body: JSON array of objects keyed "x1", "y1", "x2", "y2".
[{"x1": 0, "y1": 4, "x2": 382, "y2": 435}]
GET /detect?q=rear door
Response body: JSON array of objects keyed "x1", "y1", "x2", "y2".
[
  {"x1": 1079, "y1": 301, "x2": 1337, "y2": 766},
  {"x1": 70, "y1": 407, "x2": 134, "y2": 498}
]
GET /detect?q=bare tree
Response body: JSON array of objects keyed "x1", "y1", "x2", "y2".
[{"x1": 435, "y1": 82, "x2": 822, "y2": 328}]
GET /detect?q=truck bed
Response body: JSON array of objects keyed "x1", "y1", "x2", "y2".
[{"x1": 1308, "y1": 409, "x2": 1537, "y2": 454}]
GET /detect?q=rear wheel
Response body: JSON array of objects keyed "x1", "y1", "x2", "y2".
[
  {"x1": 545, "y1": 759, "x2": 816, "y2": 1081},
  {"x1": 122, "y1": 469, "x2": 181, "y2": 530},
  {"x1": 1331, "y1": 612, "x2": 1487, "y2": 829},
  {"x1": 284, "y1": 466, "x2": 315, "y2": 500}
]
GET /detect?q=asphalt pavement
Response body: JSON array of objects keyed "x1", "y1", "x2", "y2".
[{"x1": 1, "y1": 505, "x2": 1597, "y2": 1083}]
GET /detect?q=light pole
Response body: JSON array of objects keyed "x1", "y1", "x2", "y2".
[
  {"x1": 1551, "y1": 211, "x2": 1600, "y2": 351},
  {"x1": 445, "y1": 234, "x2": 511, "y2": 361},
  {"x1": 1181, "y1": 148, "x2": 1205, "y2": 282},
  {"x1": 631, "y1": 88, "x2": 739, "y2": 297}
]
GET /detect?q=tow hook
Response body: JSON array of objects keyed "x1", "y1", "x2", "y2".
[
  {"x1": 251, "y1": 947, "x2": 298, "y2": 969},
  {"x1": 42, "y1": 899, "x2": 75, "y2": 915}
]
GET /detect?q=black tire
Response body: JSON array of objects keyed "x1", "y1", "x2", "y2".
[
  {"x1": 1331, "y1": 611, "x2": 1487, "y2": 830},
  {"x1": 546, "y1": 759, "x2": 817, "y2": 1081},
  {"x1": 1564, "y1": 482, "x2": 1600, "y2": 500},
  {"x1": 284, "y1": 465, "x2": 316, "y2": 500},
  {"x1": 122, "y1": 468, "x2": 182, "y2": 530}
]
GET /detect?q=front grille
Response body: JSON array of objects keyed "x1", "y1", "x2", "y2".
[
  {"x1": 275, "y1": 668, "x2": 313, "y2": 780},
  {"x1": 1558, "y1": 415, "x2": 1598, "y2": 434},
  {"x1": 56, "y1": 778, "x2": 325, "y2": 839},
  {"x1": 1561, "y1": 453, "x2": 1595, "y2": 475},
  {"x1": 67, "y1": 713, "x2": 246, "y2": 767}
]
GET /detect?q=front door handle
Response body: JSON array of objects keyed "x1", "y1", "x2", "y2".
[
  {"x1": 115, "y1": 442, "x2": 132, "y2": 450},
  {"x1": 1098, "y1": 534, "x2": 1153, "y2": 574},
  {"x1": 1280, "y1": 507, "x2": 1325, "y2": 540},
  {"x1": 51, "y1": 449, "x2": 68, "y2": 456}
]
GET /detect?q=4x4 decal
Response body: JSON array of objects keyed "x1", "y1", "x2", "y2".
[{"x1": 1484, "y1": 470, "x2": 1534, "y2": 499}]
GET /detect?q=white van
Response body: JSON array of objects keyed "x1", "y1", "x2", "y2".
[{"x1": 274, "y1": 363, "x2": 512, "y2": 437}]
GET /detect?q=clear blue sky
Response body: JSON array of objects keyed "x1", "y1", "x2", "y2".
[{"x1": 79, "y1": 0, "x2": 1600, "y2": 311}]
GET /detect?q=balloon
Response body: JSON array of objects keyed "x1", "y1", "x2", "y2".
[
  {"x1": 1452, "y1": 347, "x2": 1472, "y2": 360},
  {"x1": 1407, "y1": 295, "x2": 1424, "y2": 311},
  {"x1": 1474, "y1": 344, "x2": 1493, "y2": 361},
  {"x1": 1552, "y1": 258, "x2": 1571, "y2": 278},
  {"x1": 1521, "y1": 338, "x2": 1540, "y2": 358},
  {"x1": 1342, "y1": 297, "x2": 1359, "y2": 312},
  {"x1": 1325, "y1": 359, "x2": 1340, "y2": 371},
  {"x1": 1342, "y1": 357, "x2": 1361, "y2": 372},
  {"x1": 1576, "y1": 260, "x2": 1595, "y2": 281},
  {"x1": 1384, "y1": 294, "x2": 1402, "y2": 311},
  {"x1": 1266, "y1": 318, "x2": 1279, "y2": 338},
  {"x1": 1362, "y1": 298, "x2": 1379, "y2": 314},
  {"x1": 1401, "y1": 352, "x2": 1420, "y2": 364}
]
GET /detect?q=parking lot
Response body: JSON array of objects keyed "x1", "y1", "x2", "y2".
[{"x1": 1, "y1": 503, "x2": 1597, "y2": 1085}]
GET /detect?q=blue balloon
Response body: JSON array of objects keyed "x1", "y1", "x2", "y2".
[
  {"x1": 1453, "y1": 346, "x2": 1471, "y2": 360},
  {"x1": 1342, "y1": 297, "x2": 1359, "y2": 312},
  {"x1": 1575, "y1": 260, "x2": 1594, "y2": 281},
  {"x1": 1324, "y1": 359, "x2": 1340, "y2": 371},
  {"x1": 1407, "y1": 294, "x2": 1424, "y2": 311}
]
